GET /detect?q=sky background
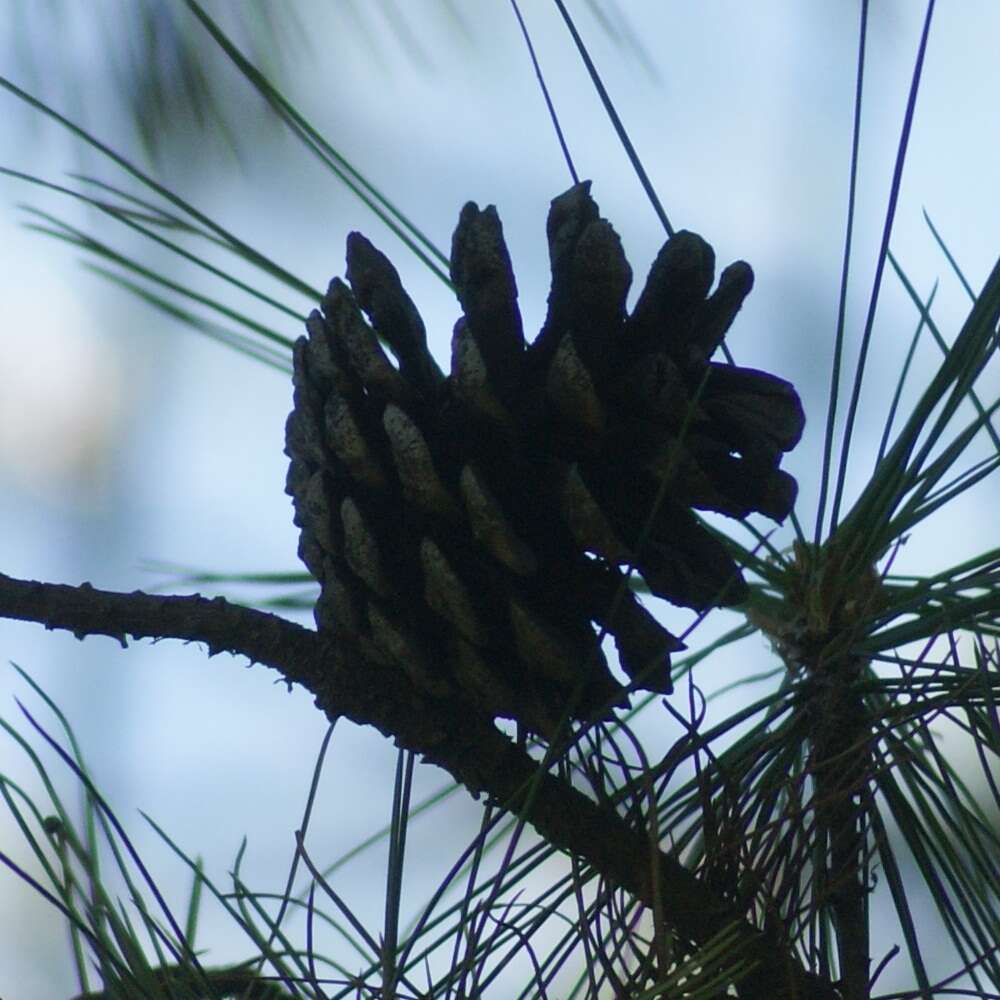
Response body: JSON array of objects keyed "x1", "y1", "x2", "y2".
[{"x1": 1, "y1": 2, "x2": 998, "y2": 996}]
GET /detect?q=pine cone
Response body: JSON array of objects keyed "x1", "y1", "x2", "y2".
[{"x1": 285, "y1": 182, "x2": 804, "y2": 736}]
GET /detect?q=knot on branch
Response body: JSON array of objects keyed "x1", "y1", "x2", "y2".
[{"x1": 284, "y1": 182, "x2": 804, "y2": 736}]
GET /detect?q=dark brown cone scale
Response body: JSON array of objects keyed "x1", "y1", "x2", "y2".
[{"x1": 285, "y1": 182, "x2": 804, "y2": 737}]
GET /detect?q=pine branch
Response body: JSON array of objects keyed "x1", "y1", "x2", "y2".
[{"x1": 0, "y1": 571, "x2": 839, "y2": 999}]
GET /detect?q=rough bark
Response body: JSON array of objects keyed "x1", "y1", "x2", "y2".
[{"x1": 0, "y1": 570, "x2": 840, "y2": 999}]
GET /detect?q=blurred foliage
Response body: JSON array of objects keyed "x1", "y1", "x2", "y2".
[
  {"x1": 7, "y1": 1, "x2": 306, "y2": 166},
  {"x1": 4, "y1": 0, "x2": 645, "y2": 173}
]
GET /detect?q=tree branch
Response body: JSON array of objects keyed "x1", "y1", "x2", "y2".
[{"x1": 0, "y1": 572, "x2": 839, "y2": 999}]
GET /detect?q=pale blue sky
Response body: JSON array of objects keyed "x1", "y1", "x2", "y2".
[{"x1": 1, "y1": 3, "x2": 997, "y2": 995}]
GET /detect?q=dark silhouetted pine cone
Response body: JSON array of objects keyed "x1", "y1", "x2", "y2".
[{"x1": 285, "y1": 182, "x2": 804, "y2": 736}]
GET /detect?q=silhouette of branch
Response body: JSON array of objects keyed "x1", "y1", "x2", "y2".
[{"x1": 0, "y1": 571, "x2": 838, "y2": 999}]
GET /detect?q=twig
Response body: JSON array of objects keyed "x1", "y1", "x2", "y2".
[{"x1": 0, "y1": 571, "x2": 840, "y2": 999}]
